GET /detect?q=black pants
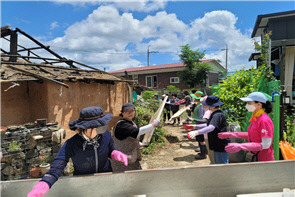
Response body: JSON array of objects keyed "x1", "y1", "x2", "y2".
[
  {"x1": 196, "y1": 134, "x2": 205, "y2": 142},
  {"x1": 172, "y1": 111, "x2": 180, "y2": 123},
  {"x1": 163, "y1": 110, "x2": 171, "y2": 121}
]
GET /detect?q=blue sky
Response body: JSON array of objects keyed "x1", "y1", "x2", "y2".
[{"x1": 2, "y1": 1, "x2": 295, "y2": 72}]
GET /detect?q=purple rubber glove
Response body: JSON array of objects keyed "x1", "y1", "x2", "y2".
[
  {"x1": 218, "y1": 132, "x2": 248, "y2": 139},
  {"x1": 225, "y1": 143, "x2": 263, "y2": 153},
  {"x1": 111, "y1": 150, "x2": 128, "y2": 166},
  {"x1": 27, "y1": 181, "x2": 49, "y2": 197}
]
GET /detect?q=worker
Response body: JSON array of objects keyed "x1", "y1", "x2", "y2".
[
  {"x1": 219, "y1": 92, "x2": 274, "y2": 161},
  {"x1": 111, "y1": 103, "x2": 160, "y2": 172},
  {"x1": 187, "y1": 95, "x2": 229, "y2": 164},
  {"x1": 170, "y1": 93, "x2": 180, "y2": 125},
  {"x1": 153, "y1": 93, "x2": 160, "y2": 100},
  {"x1": 162, "y1": 94, "x2": 171, "y2": 124},
  {"x1": 27, "y1": 106, "x2": 128, "y2": 197}
]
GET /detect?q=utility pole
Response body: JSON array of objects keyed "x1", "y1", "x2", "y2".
[
  {"x1": 221, "y1": 44, "x2": 228, "y2": 76},
  {"x1": 147, "y1": 45, "x2": 158, "y2": 66}
]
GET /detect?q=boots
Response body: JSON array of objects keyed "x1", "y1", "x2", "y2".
[{"x1": 195, "y1": 145, "x2": 207, "y2": 160}]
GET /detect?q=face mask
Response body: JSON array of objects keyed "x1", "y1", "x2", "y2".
[
  {"x1": 245, "y1": 104, "x2": 256, "y2": 112},
  {"x1": 96, "y1": 125, "x2": 108, "y2": 134}
]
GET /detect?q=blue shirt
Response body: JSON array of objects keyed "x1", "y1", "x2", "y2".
[{"x1": 41, "y1": 130, "x2": 115, "y2": 188}]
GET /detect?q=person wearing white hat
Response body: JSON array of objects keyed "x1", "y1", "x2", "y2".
[{"x1": 219, "y1": 92, "x2": 274, "y2": 162}]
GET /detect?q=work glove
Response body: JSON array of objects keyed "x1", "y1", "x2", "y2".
[
  {"x1": 187, "y1": 130, "x2": 199, "y2": 139},
  {"x1": 183, "y1": 124, "x2": 196, "y2": 130},
  {"x1": 225, "y1": 143, "x2": 263, "y2": 153},
  {"x1": 27, "y1": 181, "x2": 49, "y2": 197},
  {"x1": 111, "y1": 150, "x2": 128, "y2": 166},
  {"x1": 218, "y1": 132, "x2": 248, "y2": 139},
  {"x1": 151, "y1": 119, "x2": 160, "y2": 127}
]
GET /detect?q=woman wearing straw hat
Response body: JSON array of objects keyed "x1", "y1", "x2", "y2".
[
  {"x1": 218, "y1": 92, "x2": 274, "y2": 161},
  {"x1": 28, "y1": 106, "x2": 128, "y2": 197}
]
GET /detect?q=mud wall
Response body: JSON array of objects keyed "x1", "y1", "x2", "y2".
[
  {"x1": 1, "y1": 81, "x2": 130, "y2": 137},
  {"x1": 1, "y1": 82, "x2": 30, "y2": 125}
]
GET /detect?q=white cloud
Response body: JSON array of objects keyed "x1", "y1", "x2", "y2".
[
  {"x1": 112, "y1": 0, "x2": 167, "y2": 12},
  {"x1": 41, "y1": 6, "x2": 255, "y2": 72},
  {"x1": 184, "y1": 10, "x2": 255, "y2": 71},
  {"x1": 50, "y1": 22, "x2": 59, "y2": 30},
  {"x1": 55, "y1": 0, "x2": 167, "y2": 12}
]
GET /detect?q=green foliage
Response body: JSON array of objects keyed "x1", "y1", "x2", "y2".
[
  {"x1": 252, "y1": 32, "x2": 276, "y2": 82},
  {"x1": 166, "y1": 85, "x2": 181, "y2": 95},
  {"x1": 133, "y1": 100, "x2": 165, "y2": 155},
  {"x1": 8, "y1": 141, "x2": 22, "y2": 151},
  {"x1": 285, "y1": 107, "x2": 295, "y2": 147},
  {"x1": 40, "y1": 155, "x2": 49, "y2": 165},
  {"x1": 142, "y1": 91, "x2": 158, "y2": 100},
  {"x1": 214, "y1": 67, "x2": 261, "y2": 127},
  {"x1": 178, "y1": 44, "x2": 212, "y2": 88}
]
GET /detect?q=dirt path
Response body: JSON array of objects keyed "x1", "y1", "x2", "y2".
[{"x1": 140, "y1": 123, "x2": 210, "y2": 169}]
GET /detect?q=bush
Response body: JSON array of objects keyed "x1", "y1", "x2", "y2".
[
  {"x1": 285, "y1": 107, "x2": 295, "y2": 147},
  {"x1": 213, "y1": 67, "x2": 261, "y2": 127},
  {"x1": 166, "y1": 85, "x2": 181, "y2": 95},
  {"x1": 8, "y1": 141, "x2": 22, "y2": 151},
  {"x1": 142, "y1": 91, "x2": 158, "y2": 101},
  {"x1": 133, "y1": 99, "x2": 165, "y2": 155}
]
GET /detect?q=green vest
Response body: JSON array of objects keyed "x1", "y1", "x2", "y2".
[{"x1": 192, "y1": 103, "x2": 202, "y2": 119}]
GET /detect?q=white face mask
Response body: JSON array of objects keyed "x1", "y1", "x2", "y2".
[
  {"x1": 96, "y1": 125, "x2": 108, "y2": 134},
  {"x1": 245, "y1": 104, "x2": 256, "y2": 112}
]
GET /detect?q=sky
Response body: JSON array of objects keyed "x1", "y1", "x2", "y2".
[{"x1": 1, "y1": 1, "x2": 295, "y2": 72}]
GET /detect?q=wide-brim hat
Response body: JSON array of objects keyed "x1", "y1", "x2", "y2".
[
  {"x1": 201, "y1": 95, "x2": 224, "y2": 107},
  {"x1": 68, "y1": 106, "x2": 113, "y2": 130}
]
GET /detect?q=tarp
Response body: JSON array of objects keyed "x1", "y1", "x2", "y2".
[
  {"x1": 141, "y1": 96, "x2": 168, "y2": 146},
  {"x1": 279, "y1": 141, "x2": 295, "y2": 160}
]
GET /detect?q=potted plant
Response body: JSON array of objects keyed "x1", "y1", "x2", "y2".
[
  {"x1": 39, "y1": 155, "x2": 50, "y2": 175},
  {"x1": 30, "y1": 165, "x2": 40, "y2": 178},
  {"x1": 8, "y1": 141, "x2": 22, "y2": 154}
]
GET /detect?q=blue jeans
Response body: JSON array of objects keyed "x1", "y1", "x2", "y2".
[{"x1": 214, "y1": 152, "x2": 229, "y2": 164}]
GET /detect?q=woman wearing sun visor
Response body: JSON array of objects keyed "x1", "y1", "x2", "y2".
[{"x1": 219, "y1": 92, "x2": 274, "y2": 161}]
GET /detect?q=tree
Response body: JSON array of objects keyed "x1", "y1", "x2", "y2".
[{"x1": 178, "y1": 44, "x2": 212, "y2": 88}]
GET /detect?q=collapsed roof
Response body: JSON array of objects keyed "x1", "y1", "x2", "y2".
[{"x1": 0, "y1": 25, "x2": 133, "y2": 88}]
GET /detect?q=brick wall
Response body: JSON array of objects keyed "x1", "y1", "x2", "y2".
[{"x1": 137, "y1": 72, "x2": 188, "y2": 90}]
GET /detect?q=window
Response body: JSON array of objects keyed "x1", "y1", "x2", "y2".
[
  {"x1": 170, "y1": 77, "x2": 179, "y2": 83},
  {"x1": 146, "y1": 75, "x2": 157, "y2": 88},
  {"x1": 132, "y1": 75, "x2": 138, "y2": 80}
]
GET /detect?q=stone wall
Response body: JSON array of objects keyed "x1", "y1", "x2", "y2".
[{"x1": 1, "y1": 121, "x2": 65, "y2": 181}]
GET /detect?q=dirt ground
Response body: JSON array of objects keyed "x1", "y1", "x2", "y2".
[{"x1": 140, "y1": 122, "x2": 211, "y2": 169}]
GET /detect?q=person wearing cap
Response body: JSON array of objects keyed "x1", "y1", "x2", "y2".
[
  {"x1": 187, "y1": 91, "x2": 208, "y2": 160},
  {"x1": 112, "y1": 103, "x2": 160, "y2": 172},
  {"x1": 218, "y1": 92, "x2": 274, "y2": 161},
  {"x1": 187, "y1": 95, "x2": 229, "y2": 164},
  {"x1": 28, "y1": 106, "x2": 128, "y2": 197},
  {"x1": 153, "y1": 93, "x2": 160, "y2": 100}
]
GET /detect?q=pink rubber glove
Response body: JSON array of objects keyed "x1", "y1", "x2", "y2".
[
  {"x1": 187, "y1": 130, "x2": 199, "y2": 139},
  {"x1": 151, "y1": 119, "x2": 160, "y2": 127},
  {"x1": 183, "y1": 124, "x2": 196, "y2": 130},
  {"x1": 218, "y1": 132, "x2": 248, "y2": 139},
  {"x1": 27, "y1": 181, "x2": 49, "y2": 197},
  {"x1": 111, "y1": 150, "x2": 128, "y2": 166},
  {"x1": 225, "y1": 143, "x2": 263, "y2": 153}
]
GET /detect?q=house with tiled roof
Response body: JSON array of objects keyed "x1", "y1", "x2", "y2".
[{"x1": 110, "y1": 59, "x2": 226, "y2": 90}]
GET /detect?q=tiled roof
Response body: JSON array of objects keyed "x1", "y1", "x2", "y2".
[{"x1": 110, "y1": 59, "x2": 215, "y2": 74}]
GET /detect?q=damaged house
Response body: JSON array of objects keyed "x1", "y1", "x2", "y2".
[{"x1": 0, "y1": 26, "x2": 135, "y2": 180}]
